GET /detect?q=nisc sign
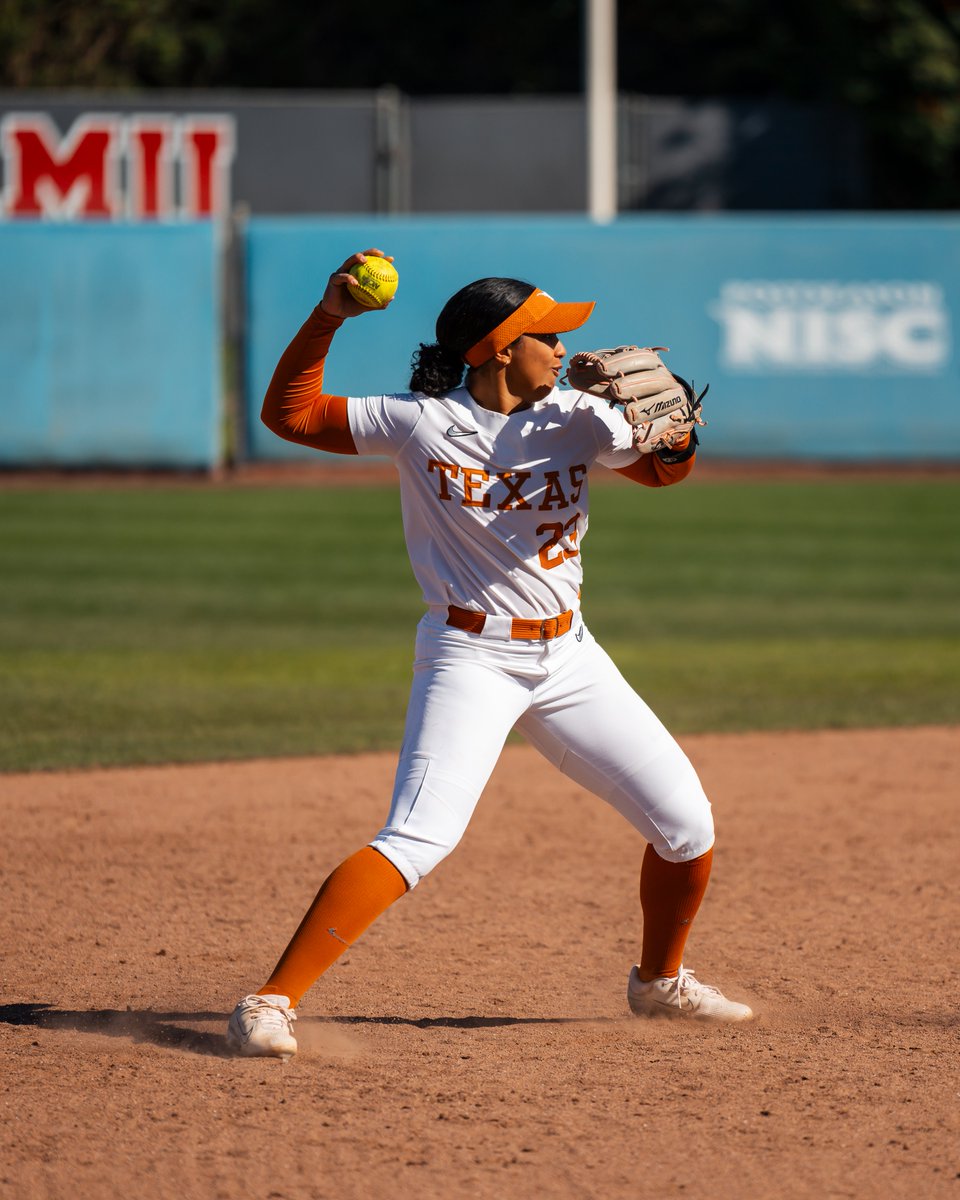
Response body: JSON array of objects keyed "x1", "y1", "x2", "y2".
[
  {"x1": 711, "y1": 280, "x2": 950, "y2": 373},
  {"x1": 0, "y1": 113, "x2": 235, "y2": 220}
]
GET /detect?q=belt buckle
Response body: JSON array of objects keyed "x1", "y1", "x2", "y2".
[{"x1": 541, "y1": 617, "x2": 557, "y2": 640}]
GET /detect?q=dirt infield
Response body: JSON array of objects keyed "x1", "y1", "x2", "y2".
[{"x1": 2, "y1": 726, "x2": 958, "y2": 1200}]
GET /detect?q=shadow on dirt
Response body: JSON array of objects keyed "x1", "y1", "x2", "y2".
[
  {"x1": 1, "y1": 1003, "x2": 618, "y2": 1056},
  {"x1": 0, "y1": 1002, "x2": 231, "y2": 1057},
  {"x1": 326, "y1": 1013, "x2": 617, "y2": 1029}
]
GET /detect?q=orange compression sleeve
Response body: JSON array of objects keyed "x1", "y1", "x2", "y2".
[
  {"x1": 260, "y1": 846, "x2": 409, "y2": 1007},
  {"x1": 260, "y1": 305, "x2": 358, "y2": 454},
  {"x1": 613, "y1": 435, "x2": 696, "y2": 487},
  {"x1": 639, "y1": 844, "x2": 714, "y2": 979}
]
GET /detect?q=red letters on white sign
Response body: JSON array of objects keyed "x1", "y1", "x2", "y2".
[
  {"x1": 0, "y1": 113, "x2": 235, "y2": 220},
  {"x1": 125, "y1": 117, "x2": 177, "y2": 219},
  {"x1": 179, "y1": 118, "x2": 235, "y2": 219}
]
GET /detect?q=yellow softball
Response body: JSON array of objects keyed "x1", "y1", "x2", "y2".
[{"x1": 347, "y1": 256, "x2": 399, "y2": 309}]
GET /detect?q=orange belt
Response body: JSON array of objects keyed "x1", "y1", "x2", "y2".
[{"x1": 446, "y1": 605, "x2": 574, "y2": 642}]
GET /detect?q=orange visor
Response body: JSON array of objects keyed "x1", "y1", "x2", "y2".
[{"x1": 464, "y1": 289, "x2": 595, "y2": 368}]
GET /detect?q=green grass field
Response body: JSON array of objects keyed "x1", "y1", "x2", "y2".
[{"x1": 1, "y1": 478, "x2": 958, "y2": 771}]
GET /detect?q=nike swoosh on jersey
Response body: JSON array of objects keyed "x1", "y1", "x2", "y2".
[{"x1": 446, "y1": 425, "x2": 478, "y2": 438}]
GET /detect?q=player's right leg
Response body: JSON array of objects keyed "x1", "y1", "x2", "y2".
[
  {"x1": 368, "y1": 617, "x2": 533, "y2": 888},
  {"x1": 226, "y1": 844, "x2": 407, "y2": 1059},
  {"x1": 226, "y1": 617, "x2": 529, "y2": 1057}
]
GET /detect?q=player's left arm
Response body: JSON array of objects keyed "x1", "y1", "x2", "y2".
[
  {"x1": 613, "y1": 433, "x2": 698, "y2": 487},
  {"x1": 588, "y1": 397, "x2": 698, "y2": 487}
]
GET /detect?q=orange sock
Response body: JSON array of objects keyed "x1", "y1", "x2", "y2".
[
  {"x1": 638, "y1": 844, "x2": 714, "y2": 980},
  {"x1": 260, "y1": 846, "x2": 408, "y2": 1007}
]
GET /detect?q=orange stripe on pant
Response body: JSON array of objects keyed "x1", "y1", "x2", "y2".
[{"x1": 260, "y1": 846, "x2": 408, "y2": 1007}]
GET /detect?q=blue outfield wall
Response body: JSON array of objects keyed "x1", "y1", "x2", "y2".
[
  {"x1": 2, "y1": 216, "x2": 956, "y2": 468},
  {"x1": 0, "y1": 224, "x2": 220, "y2": 469},
  {"x1": 245, "y1": 215, "x2": 960, "y2": 463}
]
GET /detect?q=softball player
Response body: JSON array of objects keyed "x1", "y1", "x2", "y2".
[{"x1": 226, "y1": 249, "x2": 752, "y2": 1059}]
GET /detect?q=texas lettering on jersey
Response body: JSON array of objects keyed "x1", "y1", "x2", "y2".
[
  {"x1": 349, "y1": 384, "x2": 635, "y2": 616},
  {"x1": 426, "y1": 461, "x2": 587, "y2": 511},
  {"x1": 425, "y1": 459, "x2": 588, "y2": 575}
]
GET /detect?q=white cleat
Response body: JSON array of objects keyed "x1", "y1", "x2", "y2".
[
  {"x1": 226, "y1": 993, "x2": 298, "y2": 1059},
  {"x1": 627, "y1": 965, "x2": 753, "y2": 1023}
]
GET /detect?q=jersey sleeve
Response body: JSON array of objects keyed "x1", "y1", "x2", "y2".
[
  {"x1": 349, "y1": 391, "x2": 424, "y2": 458},
  {"x1": 589, "y1": 392, "x2": 697, "y2": 487}
]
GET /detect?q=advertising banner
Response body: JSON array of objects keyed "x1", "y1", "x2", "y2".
[{"x1": 245, "y1": 216, "x2": 960, "y2": 462}]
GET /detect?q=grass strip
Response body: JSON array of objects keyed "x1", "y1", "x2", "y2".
[{"x1": 1, "y1": 479, "x2": 957, "y2": 770}]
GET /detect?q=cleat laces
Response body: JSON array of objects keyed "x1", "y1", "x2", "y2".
[
  {"x1": 674, "y1": 966, "x2": 721, "y2": 1010},
  {"x1": 244, "y1": 996, "x2": 296, "y2": 1033}
]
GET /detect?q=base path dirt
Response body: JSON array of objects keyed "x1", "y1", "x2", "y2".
[{"x1": 1, "y1": 727, "x2": 957, "y2": 1200}]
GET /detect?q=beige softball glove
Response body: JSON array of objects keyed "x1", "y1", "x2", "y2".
[{"x1": 564, "y1": 345, "x2": 707, "y2": 455}]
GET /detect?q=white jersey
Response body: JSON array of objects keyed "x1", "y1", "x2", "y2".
[{"x1": 349, "y1": 384, "x2": 640, "y2": 619}]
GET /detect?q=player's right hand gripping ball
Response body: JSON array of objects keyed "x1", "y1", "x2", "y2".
[
  {"x1": 347, "y1": 256, "x2": 399, "y2": 309},
  {"x1": 564, "y1": 345, "x2": 707, "y2": 454}
]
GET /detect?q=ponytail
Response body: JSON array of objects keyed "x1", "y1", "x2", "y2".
[
  {"x1": 408, "y1": 277, "x2": 537, "y2": 397},
  {"x1": 409, "y1": 342, "x2": 466, "y2": 397}
]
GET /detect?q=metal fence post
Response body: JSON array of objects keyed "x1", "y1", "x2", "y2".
[{"x1": 375, "y1": 86, "x2": 411, "y2": 214}]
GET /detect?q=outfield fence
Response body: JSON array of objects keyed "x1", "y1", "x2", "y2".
[
  {"x1": 0, "y1": 222, "x2": 220, "y2": 469},
  {"x1": 2, "y1": 215, "x2": 959, "y2": 468}
]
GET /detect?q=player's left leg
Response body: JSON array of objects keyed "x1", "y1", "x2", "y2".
[
  {"x1": 516, "y1": 626, "x2": 714, "y2": 862},
  {"x1": 515, "y1": 624, "x2": 752, "y2": 1021}
]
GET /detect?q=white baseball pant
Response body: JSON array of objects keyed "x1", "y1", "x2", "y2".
[{"x1": 370, "y1": 612, "x2": 714, "y2": 888}]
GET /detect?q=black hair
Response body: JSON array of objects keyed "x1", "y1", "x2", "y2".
[{"x1": 409, "y1": 277, "x2": 537, "y2": 397}]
